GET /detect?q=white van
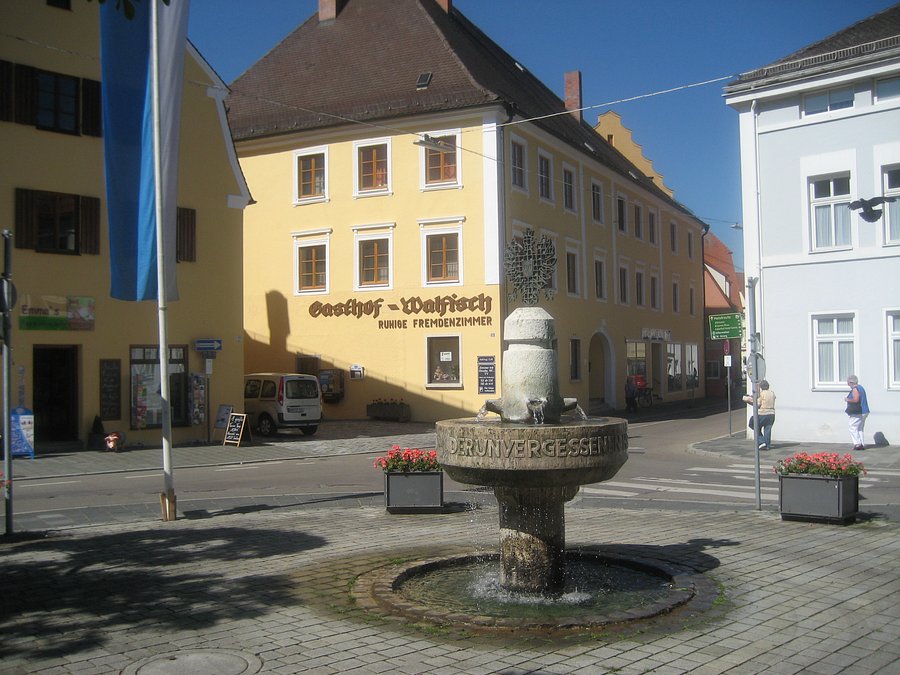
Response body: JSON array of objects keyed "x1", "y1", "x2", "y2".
[{"x1": 243, "y1": 373, "x2": 322, "y2": 436}]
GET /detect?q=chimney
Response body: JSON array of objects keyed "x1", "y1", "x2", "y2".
[
  {"x1": 435, "y1": 0, "x2": 452, "y2": 12},
  {"x1": 319, "y1": 0, "x2": 344, "y2": 22},
  {"x1": 564, "y1": 71, "x2": 583, "y2": 122}
]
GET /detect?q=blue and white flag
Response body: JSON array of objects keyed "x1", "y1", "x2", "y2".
[{"x1": 100, "y1": 0, "x2": 190, "y2": 301}]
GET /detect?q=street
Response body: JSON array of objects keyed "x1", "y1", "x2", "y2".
[{"x1": 11, "y1": 406, "x2": 900, "y2": 530}]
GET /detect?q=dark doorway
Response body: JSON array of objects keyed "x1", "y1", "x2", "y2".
[{"x1": 33, "y1": 345, "x2": 79, "y2": 442}]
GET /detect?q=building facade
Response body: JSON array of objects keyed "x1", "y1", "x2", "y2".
[
  {"x1": 231, "y1": 0, "x2": 706, "y2": 422},
  {"x1": 1, "y1": 0, "x2": 249, "y2": 448},
  {"x1": 725, "y1": 5, "x2": 900, "y2": 444}
]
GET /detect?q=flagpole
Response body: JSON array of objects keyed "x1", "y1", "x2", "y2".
[{"x1": 151, "y1": 0, "x2": 176, "y2": 521}]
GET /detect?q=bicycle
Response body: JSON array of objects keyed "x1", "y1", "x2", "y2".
[{"x1": 637, "y1": 386, "x2": 654, "y2": 408}]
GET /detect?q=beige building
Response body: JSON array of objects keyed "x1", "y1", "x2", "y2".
[
  {"x1": 1, "y1": 0, "x2": 249, "y2": 448},
  {"x1": 230, "y1": 0, "x2": 706, "y2": 423}
]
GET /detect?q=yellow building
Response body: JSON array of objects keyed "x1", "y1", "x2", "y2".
[
  {"x1": 230, "y1": 0, "x2": 706, "y2": 423},
  {"x1": 0, "y1": 0, "x2": 249, "y2": 448}
]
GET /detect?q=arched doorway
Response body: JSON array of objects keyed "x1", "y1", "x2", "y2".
[{"x1": 588, "y1": 332, "x2": 614, "y2": 414}]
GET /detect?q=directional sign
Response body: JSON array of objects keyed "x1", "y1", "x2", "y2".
[
  {"x1": 708, "y1": 313, "x2": 742, "y2": 340},
  {"x1": 193, "y1": 338, "x2": 223, "y2": 351}
]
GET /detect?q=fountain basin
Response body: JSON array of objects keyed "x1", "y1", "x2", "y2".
[{"x1": 436, "y1": 417, "x2": 628, "y2": 488}]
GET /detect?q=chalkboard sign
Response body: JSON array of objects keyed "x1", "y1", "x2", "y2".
[
  {"x1": 214, "y1": 404, "x2": 234, "y2": 429},
  {"x1": 223, "y1": 412, "x2": 250, "y2": 446},
  {"x1": 99, "y1": 359, "x2": 121, "y2": 420}
]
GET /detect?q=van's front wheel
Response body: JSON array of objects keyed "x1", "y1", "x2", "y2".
[
  {"x1": 301, "y1": 426, "x2": 318, "y2": 436},
  {"x1": 257, "y1": 414, "x2": 276, "y2": 436}
]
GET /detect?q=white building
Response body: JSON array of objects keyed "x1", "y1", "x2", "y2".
[{"x1": 724, "y1": 6, "x2": 900, "y2": 446}]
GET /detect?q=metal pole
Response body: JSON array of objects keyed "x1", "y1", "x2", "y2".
[
  {"x1": 2, "y1": 230, "x2": 12, "y2": 535},
  {"x1": 727, "y1": 362, "x2": 732, "y2": 437},
  {"x1": 747, "y1": 276, "x2": 761, "y2": 510}
]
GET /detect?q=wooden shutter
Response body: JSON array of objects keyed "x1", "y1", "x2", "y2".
[
  {"x1": 81, "y1": 78, "x2": 102, "y2": 137},
  {"x1": 176, "y1": 207, "x2": 196, "y2": 262},
  {"x1": 13, "y1": 64, "x2": 35, "y2": 125},
  {"x1": 80, "y1": 196, "x2": 100, "y2": 254},
  {"x1": 14, "y1": 188, "x2": 36, "y2": 249},
  {"x1": 0, "y1": 60, "x2": 12, "y2": 122}
]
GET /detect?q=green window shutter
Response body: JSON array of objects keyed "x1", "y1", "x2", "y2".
[
  {"x1": 81, "y1": 78, "x2": 102, "y2": 137},
  {"x1": 80, "y1": 195, "x2": 101, "y2": 254}
]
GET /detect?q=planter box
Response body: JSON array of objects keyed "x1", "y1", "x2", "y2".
[
  {"x1": 367, "y1": 402, "x2": 411, "y2": 422},
  {"x1": 779, "y1": 474, "x2": 859, "y2": 524},
  {"x1": 384, "y1": 471, "x2": 443, "y2": 513}
]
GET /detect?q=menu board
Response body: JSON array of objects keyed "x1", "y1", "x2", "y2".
[{"x1": 99, "y1": 359, "x2": 121, "y2": 421}]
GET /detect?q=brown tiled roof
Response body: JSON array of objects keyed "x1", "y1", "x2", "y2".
[
  {"x1": 727, "y1": 4, "x2": 900, "y2": 89},
  {"x1": 226, "y1": 0, "x2": 697, "y2": 217}
]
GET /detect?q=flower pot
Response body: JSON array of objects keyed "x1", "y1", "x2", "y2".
[
  {"x1": 778, "y1": 474, "x2": 859, "y2": 524},
  {"x1": 367, "y1": 402, "x2": 411, "y2": 422},
  {"x1": 384, "y1": 471, "x2": 443, "y2": 513}
]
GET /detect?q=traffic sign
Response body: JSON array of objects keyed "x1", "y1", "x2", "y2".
[
  {"x1": 708, "y1": 313, "x2": 742, "y2": 340},
  {"x1": 194, "y1": 338, "x2": 223, "y2": 351}
]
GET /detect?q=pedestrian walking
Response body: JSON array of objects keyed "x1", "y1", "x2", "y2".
[
  {"x1": 743, "y1": 380, "x2": 776, "y2": 450},
  {"x1": 625, "y1": 376, "x2": 638, "y2": 414},
  {"x1": 844, "y1": 375, "x2": 870, "y2": 451}
]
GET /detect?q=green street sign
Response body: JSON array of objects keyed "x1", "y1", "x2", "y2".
[{"x1": 708, "y1": 312, "x2": 742, "y2": 340}]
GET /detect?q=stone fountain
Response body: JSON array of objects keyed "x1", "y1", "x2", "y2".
[{"x1": 436, "y1": 306, "x2": 628, "y2": 595}]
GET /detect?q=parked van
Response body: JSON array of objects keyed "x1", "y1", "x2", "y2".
[{"x1": 243, "y1": 373, "x2": 322, "y2": 436}]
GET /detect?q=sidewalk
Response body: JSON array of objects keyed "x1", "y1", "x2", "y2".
[{"x1": 3, "y1": 411, "x2": 900, "y2": 674}]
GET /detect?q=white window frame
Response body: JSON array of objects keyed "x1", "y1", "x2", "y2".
[
  {"x1": 687, "y1": 231, "x2": 694, "y2": 260},
  {"x1": 616, "y1": 194, "x2": 627, "y2": 233},
  {"x1": 803, "y1": 85, "x2": 854, "y2": 117},
  {"x1": 876, "y1": 75, "x2": 900, "y2": 103},
  {"x1": 565, "y1": 240, "x2": 581, "y2": 297},
  {"x1": 293, "y1": 145, "x2": 329, "y2": 205},
  {"x1": 591, "y1": 181, "x2": 604, "y2": 224},
  {"x1": 884, "y1": 166, "x2": 900, "y2": 246},
  {"x1": 353, "y1": 223, "x2": 395, "y2": 291},
  {"x1": 811, "y1": 313, "x2": 856, "y2": 389},
  {"x1": 650, "y1": 272, "x2": 660, "y2": 311},
  {"x1": 569, "y1": 337, "x2": 582, "y2": 381},
  {"x1": 689, "y1": 285, "x2": 696, "y2": 316},
  {"x1": 562, "y1": 163, "x2": 576, "y2": 213},
  {"x1": 634, "y1": 268, "x2": 645, "y2": 307},
  {"x1": 888, "y1": 309, "x2": 900, "y2": 389},
  {"x1": 670, "y1": 221, "x2": 678, "y2": 254},
  {"x1": 618, "y1": 261, "x2": 629, "y2": 306},
  {"x1": 419, "y1": 129, "x2": 462, "y2": 191},
  {"x1": 809, "y1": 174, "x2": 852, "y2": 251},
  {"x1": 593, "y1": 251, "x2": 607, "y2": 301},
  {"x1": 538, "y1": 151, "x2": 554, "y2": 202},
  {"x1": 419, "y1": 217, "x2": 464, "y2": 287},
  {"x1": 426, "y1": 334, "x2": 462, "y2": 389},
  {"x1": 510, "y1": 135, "x2": 527, "y2": 192},
  {"x1": 292, "y1": 228, "x2": 332, "y2": 296},
  {"x1": 353, "y1": 137, "x2": 392, "y2": 198},
  {"x1": 648, "y1": 209, "x2": 658, "y2": 245},
  {"x1": 671, "y1": 276, "x2": 680, "y2": 314},
  {"x1": 633, "y1": 203, "x2": 643, "y2": 239}
]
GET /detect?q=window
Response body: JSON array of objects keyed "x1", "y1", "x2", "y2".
[
  {"x1": 563, "y1": 166, "x2": 575, "y2": 211},
  {"x1": 670, "y1": 221, "x2": 677, "y2": 253},
  {"x1": 876, "y1": 75, "x2": 900, "y2": 102},
  {"x1": 804, "y1": 86, "x2": 853, "y2": 116},
  {"x1": 633, "y1": 204, "x2": 642, "y2": 239},
  {"x1": 618, "y1": 265, "x2": 628, "y2": 304},
  {"x1": 566, "y1": 250, "x2": 579, "y2": 295},
  {"x1": 689, "y1": 286, "x2": 695, "y2": 316},
  {"x1": 425, "y1": 231, "x2": 460, "y2": 284},
  {"x1": 617, "y1": 196, "x2": 626, "y2": 232},
  {"x1": 14, "y1": 187, "x2": 100, "y2": 255},
  {"x1": 650, "y1": 275, "x2": 659, "y2": 310},
  {"x1": 569, "y1": 338, "x2": 581, "y2": 380},
  {"x1": 354, "y1": 139, "x2": 390, "y2": 195},
  {"x1": 667, "y1": 343, "x2": 683, "y2": 392},
  {"x1": 511, "y1": 139, "x2": 526, "y2": 189},
  {"x1": 885, "y1": 167, "x2": 900, "y2": 244},
  {"x1": 294, "y1": 147, "x2": 327, "y2": 202},
  {"x1": 685, "y1": 344, "x2": 699, "y2": 389},
  {"x1": 294, "y1": 230, "x2": 330, "y2": 294},
  {"x1": 672, "y1": 280, "x2": 679, "y2": 313},
  {"x1": 813, "y1": 315, "x2": 855, "y2": 386},
  {"x1": 36, "y1": 69, "x2": 78, "y2": 134},
  {"x1": 422, "y1": 132, "x2": 459, "y2": 187},
  {"x1": 538, "y1": 153, "x2": 552, "y2": 200},
  {"x1": 3, "y1": 62, "x2": 100, "y2": 135},
  {"x1": 591, "y1": 182, "x2": 604, "y2": 223},
  {"x1": 687, "y1": 231, "x2": 694, "y2": 259},
  {"x1": 175, "y1": 207, "x2": 196, "y2": 262},
  {"x1": 354, "y1": 226, "x2": 393, "y2": 289},
  {"x1": 130, "y1": 345, "x2": 190, "y2": 429},
  {"x1": 593, "y1": 258, "x2": 606, "y2": 300},
  {"x1": 889, "y1": 312, "x2": 900, "y2": 388},
  {"x1": 648, "y1": 211, "x2": 657, "y2": 244},
  {"x1": 810, "y1": 175, "x2": 851, "y2": 250},
  {"x1": 635, "y1": 270, "x2": 644, "y2": 307},
  {"x1": 427, "y1": 335, "x2": 460, "y2": 386},
  {"x1": 626, "y1": 341, "x2": 646, "y2": 377}
]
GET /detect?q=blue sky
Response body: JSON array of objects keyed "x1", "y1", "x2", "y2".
[{"x1": 188, "y1": 0, "x2": 900, "y2": 271}]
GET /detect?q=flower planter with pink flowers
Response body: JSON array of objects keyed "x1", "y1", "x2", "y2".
[
  {"x1": 774, "y1": 452, "x2": 865, "y2": 524},
  {"x1": 374, "y1": 445, "x2": 443, "y2": 513}
]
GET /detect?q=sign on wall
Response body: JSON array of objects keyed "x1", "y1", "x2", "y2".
[{"x1": 478, "y1": 355, "x2": 496, "y2": 395}]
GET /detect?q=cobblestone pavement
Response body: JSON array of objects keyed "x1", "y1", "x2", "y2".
[{"x1": 3, "y1": 411, "x2": 899, "y2": 673}]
